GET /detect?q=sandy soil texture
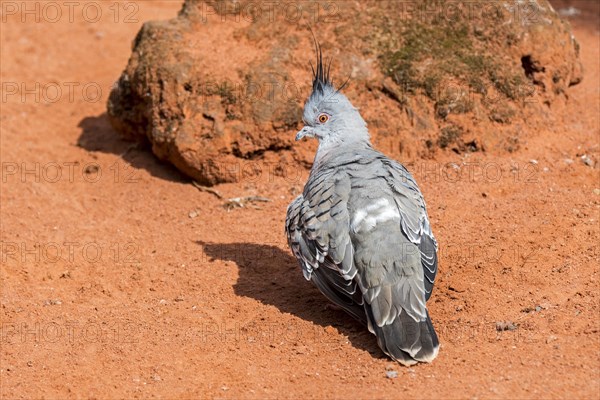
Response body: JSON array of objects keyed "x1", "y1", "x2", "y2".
[{"x1": 1, "y1": 1, "x2": 599, "y2": 398}]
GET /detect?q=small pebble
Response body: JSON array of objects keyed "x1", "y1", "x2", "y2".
[
  {"x1": 581, "y1": 155, "x2": 593, "y2": 167},
  {"x1": 294, "y1": 345, "x2": 308, "y2": 354},
  {"x1": 593, "y1": 189, "x2": 600, "y2": 196},
  {"x1": 159, "y1": 299, "x2": 168, "y2": 305},
  {"x1": 386, "y1": 370, "x2": 398, "y2": 379},
  {"x1": 564, "y1": 158, "x2": 574, "y2": 165},
  {"x1": 558, "y1": 6, "x2": 581, "y2": 16},
  {"x1": 84, "y1": 164, "x2": 99, "y2": 174},
  {"x1": 188, "y1": 210, "x2": 199, "y2": 218}
]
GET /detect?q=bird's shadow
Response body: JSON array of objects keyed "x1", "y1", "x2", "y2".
[
  {"x1": 76, "y1": 113, "x2": 187, "y2": 183},
  {"x1": 199, "y1": 241, "x2": 385, "y2": 358}
]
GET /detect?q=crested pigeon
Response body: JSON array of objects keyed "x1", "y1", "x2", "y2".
[{"x1": 285, "y1": 43, "x2": 440, "y2": 365}]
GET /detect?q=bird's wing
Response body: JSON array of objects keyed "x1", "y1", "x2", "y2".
[
  {"x1": 381, "y1": 157, "x2": 438, "y2": 300},
  {"x1": 285, "y1": 170, "x2": 366, "y2": 324}
]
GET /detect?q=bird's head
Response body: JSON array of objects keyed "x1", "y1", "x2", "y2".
[{"x1": 295, "y1": 42, "x2": 369, "y2": 147}]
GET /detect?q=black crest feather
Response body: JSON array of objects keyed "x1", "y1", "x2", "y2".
[
  {"x1": 307, "y1": 29, "x2": 350, "y2": 96},
  {"x1": 309, "y1": 31, "x2": 332, "y2": 95}
]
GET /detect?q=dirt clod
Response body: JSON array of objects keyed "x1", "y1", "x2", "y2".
[{"x1": 496, "y1": 321, "x2": 518, "y2": 331}]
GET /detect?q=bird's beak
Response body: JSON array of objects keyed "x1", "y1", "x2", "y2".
[{"x1": 295, "y1": 126, "x2": 313, "y2": 141}]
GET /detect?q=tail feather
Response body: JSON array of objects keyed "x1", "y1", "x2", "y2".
[{"x1": 366, "y1": 306, "x2": 439, "y2": 366}]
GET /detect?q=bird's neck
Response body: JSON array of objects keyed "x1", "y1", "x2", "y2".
[{"x1": 313, "y1": 129, "x2": 372, "y2": 170}]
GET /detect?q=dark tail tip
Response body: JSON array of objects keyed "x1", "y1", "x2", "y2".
[{"x1": 367, "y1": 308, "x2": 440, "y2": 365}]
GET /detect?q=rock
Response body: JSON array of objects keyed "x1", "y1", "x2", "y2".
[
  {"x1": 107, "y1": 0, "x2": 583, "y2": 184},
  {"x1": 386, "y1": 370, "x2": 398, "y2": 379}
]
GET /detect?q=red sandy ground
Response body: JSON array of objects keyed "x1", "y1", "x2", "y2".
[{"x1": 1, "y1": 1, "x2": 599, "y2": 398}]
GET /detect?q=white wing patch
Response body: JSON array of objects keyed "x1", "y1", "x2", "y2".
[{"x1": 351, "y1": 198, "x2": 400, "y2": 233}]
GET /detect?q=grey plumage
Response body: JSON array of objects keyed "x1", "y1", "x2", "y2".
[{"x1": 285, "y1": 41, "x2": 440, "y2": 365}]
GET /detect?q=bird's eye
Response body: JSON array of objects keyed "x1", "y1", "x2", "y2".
[{"x1": 318, "y1": 114, "x2": 329, "y2": 123}]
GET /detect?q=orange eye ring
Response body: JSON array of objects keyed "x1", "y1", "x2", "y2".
[{"x1": 318, "y1": 114, "x2": 329, "y2": 123}]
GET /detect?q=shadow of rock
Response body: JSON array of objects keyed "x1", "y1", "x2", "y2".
[
  {"x1": 199, "y1": 241, "x2": 385, "y2": 359},
  {"x1": 77, "y1": 113, "x2": 187, "y2": 183}
]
